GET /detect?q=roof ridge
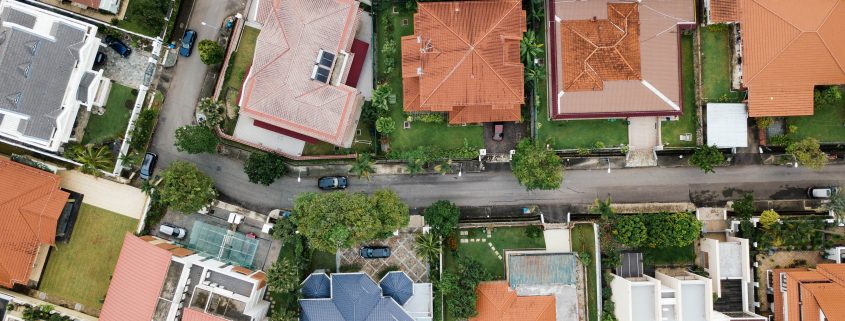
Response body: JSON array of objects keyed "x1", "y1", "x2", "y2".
[
  {"x1": 743, "y1": 0, "x2": 803, "y2": 84},
  {"x1": 421, "y1": 1, "x2": 522, "y2": 106},
  {"x1": 418, "y1": 4, "x2": 472, "y2": 48},
  {"x1": 815, "y1": 1, "x2": 845, "y2": 74}
]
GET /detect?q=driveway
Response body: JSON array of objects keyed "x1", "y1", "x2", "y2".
[
  {"x1": 99, "y1": 43, "x2": 153, "y2": 88},
  {"x1": 484, "y1": 122, "x2": 525, "y2": 154},
  {"x1": 339, "y1": 228, "x2": 429, "y2": 282},
  {"x1": 57, "y1": 170, "x2": 148, "y2": 220}
]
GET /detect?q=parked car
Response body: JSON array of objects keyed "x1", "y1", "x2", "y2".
[
  {"x1": 318, "y1": 176, "x2": 348, "y2": 190},
  {"x1": 807, "y1": 186, "x2": 838, "y2": 198},
  {"x1": 158, "y1": 223, "x2": 187, "y2": 239},
  {"x1": 360, "y1": 246, "x2": 390, "y2": 259},
  {"x1": 139, "y1": 152, "x2": 158, "y2": 180},
  {"x1": 492, "y1": 123, "x2": 504, "y2": 141},
  {"x1": 179, "y1": 29, "x2": 197, "y2": 57},
  {"x1": 104, "y1": 35, "x2": 132, "y2": 57},
  {"x1": 262, "y1": 208, "x2": 292, "y2": 233},
  {"x1": 93, "y1": 51, "x2": 106, "y2": 68}
]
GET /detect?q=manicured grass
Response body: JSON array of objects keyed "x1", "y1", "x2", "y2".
[
  {"x1": 662, "y1": 34, "x2": 698, "y2": 147},
  {"x1": 376, "y1": 6, "x2": 484, "y2": 152},
  {"x1": 309, "y1": 250, "x2": 337, "y2": 272},
  {"x1": 537, "y1": 117, "x2": 628, "y2": 149},
  {"x1": 789, "y1": 98, "x2": 845, "y2": 143},
  {"x1": 444, "y1": 226, "x2": 546, "y2": 279},
  {"x1": 302, "y1": 122, "x2": 376, "y2": 155},
  {"x1": 700, "y1": 27, "x2": 742, "y2": 102},
  {"x1": 39, "y1": 204, "x2": 138, "y2": 309},
  {"x1": 224, "y1": 26, "x2": 260, "y2": 107},
  {"x1": 642, "y1": 244, "x2": 696, "y2": 266},
  {"x1": 117, "y1": 0, "x2": 168, "y2": 37},
  {"x1": 82, "y1": 84, "x2": 135, "y2": 145},
  {"x1": 571, "y1": 224, "x2": 598, "y2": 321}
]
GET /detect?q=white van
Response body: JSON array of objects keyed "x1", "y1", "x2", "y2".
[{"x1": 158, "y1": 223, "x2": 187, "y2": 239}]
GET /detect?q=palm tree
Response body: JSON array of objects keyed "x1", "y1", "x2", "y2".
[
  {"x1": 520, "y1": 30, "x2": 544, "y2": 65},
  {"x1": 405, "y1": 158, "x2": 424, "y2": 176},
  {"x1": 119, "y1": 150, "x2": 142, "y2": 169},
  {"x1": 528, "y1": 6, "x2": 544, "y2": 23},
  {"x1": 524, "y1": 64, "x2": 546, "y2": 84},
  {"x1": 74, "y1": 145, "x2": 113, "y2": 177},
  {"x1": 350, "y1": 153, "x2": 376, "y2": 181},
  {"x1": 414, "y1": 233, "x2": 441, "y2": 262},
  {"x1": 433, "y1": 159, "x2": 452, "y2": 175}
]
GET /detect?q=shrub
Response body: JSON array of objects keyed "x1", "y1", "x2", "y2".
[
  {"x1": 814, "y1": 86, "x2": 843, "y2": 106},
  {"x1": 10, "y1": 154, "x2": 54, "y2": 173},
  {"x1": 174, "y1": 125, "x2": 219, "y2": 154},
  {"x1": 525, "y1": 225, "x2": 543, "y2": 238},
  {"x1": 198, "y1": 40, "x2": 225, "y2": 65},
  {"x1": 244, "y1": 152, "x2": 287, "y2": 186},
  {"x1": 613, "y1": 216, "x2": 647, "y2": 247},
  {"x1": 130, "y1": 108, "x2": 159, "y2": 151},
  {"x1": 414, "y1": 113, "x2": 445, "y2": 123},
  {"x1": 423, "y1": 200, "x2": 460, "y2": 239},
  {"x1": 787, "y1": 137, "x2": 828, "y2": 170},
  {"x1": 642, "y1": 212, "x2": 702, "y2": 248},
  {"x1": 760, "y1": 209, "x2": 780, "y2": 229},
  {"x1": 375, "y1": 116, "x2": 395, "y2": 135}
]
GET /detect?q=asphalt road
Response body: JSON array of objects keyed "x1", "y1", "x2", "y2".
[{"x1": 150, "y1": 1, "x2": 845, "y2": 214}]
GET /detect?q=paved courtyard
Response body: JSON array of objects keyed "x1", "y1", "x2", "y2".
[
  {"x1": 339, "y1": 228, "x2": 429, "y2": 282},
  {"x1": 100, "y1": 43, "x2": 153, "y2": 88}
]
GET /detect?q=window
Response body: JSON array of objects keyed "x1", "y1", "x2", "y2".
[{"x1": 779, "y1": 272, "x2": 787, "y2": 293}]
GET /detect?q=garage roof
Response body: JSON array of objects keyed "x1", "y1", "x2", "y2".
[{"x1": 706, "y1": 103, "x2": 748, "y2": 148}]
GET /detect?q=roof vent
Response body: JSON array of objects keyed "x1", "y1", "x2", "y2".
[
  {"x1": 5, "y1": 92, "x2": 22, "y2": 110},
  {"x1": 24, "y1": 40, "x2": 39, "y2": 55},
  {"x1": 0, "y1": 30, "x2": 6, "y2": 45},
  {"x1": 17, "y1": 62, "x2": 32, "y2": 78}
]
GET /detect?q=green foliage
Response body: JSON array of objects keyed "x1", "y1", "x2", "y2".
[
  {"x1": 524, "y1": 63, "x2": 546, "y2": 84},
  {"x1": 769, "y1": 134, "x2": 793, "y2": 146},
  {"x1": 174, "y1": 125, "x2": 219, "y2": 154},
  {"x1": 613, "y1": 216, "x2": 647, "y2": 247},
  {"x1": 129, "y1": 108, "x2": 159, "y2": 151},
  {"x1": 760, "y1": 209, "x2": 780, "y2": 229},
  {"x1": 198, "y1": 98, "x2": 226, "y2": 128},
  {"x1": 423, "y1": 200, "x2": 460, "y2": 239},
  {"x1": 158, "y1": 161, "x2": 216, "y2": 213},
  {"x1": 446, "y1": 257, "x2": 490, "y2": 319},
  {"x1": 511, "y1": 138, "x2": 563, "y2": 191},
  {"x1": 520, "y1": 30, "x2": 544, "y2": 64},
  {"x1": 732, "y1": 193, "x2": 755, "y2": 221},
  {"x1": 642, "y1": 212, "x2": 702, "y2": 248},
  {"x1": 814, "y1": 86, "x2": 843, "y2": 106},
  {"x1": 244, "y1": 152, "x2": 287, "y2": 186},
  {"x1": 705, "y1": 23, "x2": 730, "y2": 32},
  {"x1": 433, "y1": 159, "x2": 452, "y2": 175},
  {"x1": 271, "y1": 217, "x2": 297, "y2": 247},
  {"x1": 787, "y1": 137, "x2": 828, "y2": 170},
  {"x1": 266, "y1": 257, "x2": 301, "y2": 293},
  {"x1": 689, "y1": 145, "x2": 724, "y2": 173},
  {"x1": 198, "y1": 40, "x2": 225, "y2": 65},
  {"x1": 292, "y1": 189, "x2": 409, "y2": 252},
  {"x1": 71, "y1": 145, "x2": 113, "y2": 176},
  {"x1": 350, "y1": 153, "x2": 376, "y2": 181},
  {"x1": 413, "y1": 113, "x2": 446, "y2": 124},
  {"x1": 578, "y1": 251, "x2": 593, "y2": 267},
  {"x1": 123, "y1": 0, "x2": 168, "y2": 35},
  {"x1": 405, "y1": 158, "x2": 424, "y2": 176},
  {"x1": 825, "y1": 188, "x2": 845, "y2": 221},
  {"x1": 756, "y1": 117, "x2": 774, "y2": 129},
  {"x1": 381, "y1": 39, "x2": 397, "y2": 55},
  {"x1": 525, "y1": 225, "x2": 543, "y2": 238},
  {"x1": 386, "y1": 140, "x2": 479, "y2": 162},
  {"x1": 371, "y1": 84, "x2": 392, "y2": 116},
  {"x1": 11, "y1": 154, "x2": 54, "y2": 173},
  {"x1": 269, "y1": 309, "x2": 299, "y2": 321},
  {"x1": 375, "y1": 116, "x2": 396, "y2": 135},
  {"x1": 414, "y1": 233, "x2": 440, "y2": 262}
]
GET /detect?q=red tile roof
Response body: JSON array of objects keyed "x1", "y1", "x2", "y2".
[
  {"x1": 471, "y1": 281, "x2": 555, "y2": 321},
  {"x1": 182, "y1": 308, "x2": 231, "y2": 321},
  {"x1": 708, "y1": 0, "x2": 738, "y2": 23},
  {"x1": 241, "y1": 0, "x2": 364, "y2": 147},
  {"x1": 772, "y1": 265, "x2": 845, "y2": 321},
  {"x1": 401, "y1": 0, "x2": 526, "y2": 124},
  {"x1": 0, "y1": 159, "x2": 68, "y2": 288},
  {"x1": 71, "y1": 0, "x2": 100, "y2": 9},
  {"x1": 99, "y1": 234, "x2": 172, "y2": 321},
  {"x1": 738, "y1": 0, "x2": 845, "y2": 116}
]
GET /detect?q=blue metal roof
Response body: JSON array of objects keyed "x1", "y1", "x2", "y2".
[
  {"x1": 299, "y1": 272, "x2": 415, "y2": 321},
  {"x1": 379, "y1": 271, "x2": 413, "y2": 305},
  {"x1": 302, "y1": 273, "x2": 332, "y2": 299}
]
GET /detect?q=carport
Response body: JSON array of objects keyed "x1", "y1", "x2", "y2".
[{"x1": 616, "y1": 252, "x2": 644, "y2": 278}]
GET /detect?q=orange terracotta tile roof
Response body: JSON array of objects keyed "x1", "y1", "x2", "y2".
[
  {"x1": 241, "y1": 0, "x2": 364, "y2": 147},
  {"x1": 561, "y1": 3, "x2": 641, "y2": 92},
  {"x1": 401, "y1": 0, "x2": 526, "y2": 124},
  {"x1": 170, "y1": 247, "x2": 194, "y2": 257},
  {"x1": 772, "y1": 265, "x2": 845, "y2": 321},
  {"x1": 99, "y1": 233, "x2": 172, "y2": 321},
  {"x1": 470, "y1": 281, "x2": 555, "y2": 321},
  {"x1": 803, "y1": 282, "x2": 845, "y2": 321},
  {"x1": 708, "y1": 0, "x2": 738, "y2": 23},
  {"x1": 182, "y1": 308, "x2": 232, "y2": 321},
  {"x1": 0, "y1": 159, "x2": 68, "y2": 288},
  {"x1": 251, "y1": 271, "x2": 267, "y2": 289},
  {"x1": 738, "y1": 0, "x2": 845, "y2": 116},
  {"x1": 232, "y1": 266, "x2": 254, "y2": 275},
  {"x1": 71, "y1": 0, "x2": 100, "y2": 8}
]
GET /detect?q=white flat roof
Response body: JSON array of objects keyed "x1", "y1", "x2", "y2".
[{"x1": 706, "y1": 103, "x2": 748, "y2": 148}]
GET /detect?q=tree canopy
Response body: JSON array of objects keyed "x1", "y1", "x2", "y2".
[
  {"x1": 642, "y1": 212, "x2": 702, "y2": 248},
  {"x1": 292, "y1": 189, "x2": 409, "y2": 252},
  {"x1": 197, "y1": 98, "x2": 226, "y2": 128},
  {"x1": 511, "y1": 139, "x2": 562, "y2": 191},
  {"x1": 198, "y1": 40, "x2": 225, "y2": 65},
  {"x1": 688, "y1": 145, "x2": 724, "y2": 174},
  {"x1": 174, "y1": 125, "x2": 219, "y2": 154},
  {"x1": 350, "y1": 153, "x2": 376, "y2": 181},
  {"x1": 423, "y1": 200, "x2": 460, "y2": 239},
  {"x1": 244, "y1": 152, "x2": 287, "y2": 186},
  {"x1": 787, "y1": 137, "x2": 828, "y2": 170},
  {"x1": 613, "y1": 216, "x2": 647, "y2": 247},
  {"x1": 445, "y1": 257, "x2": 490, "y2": 318},
  {"x1": 158, "y1": 161, "x2": 216, "y2": 213},
  {"x1": 760, "y1": 210, "x2": 779, "y2": 229},
  {"x1": 266, "y1": 257, "x2": 301, "y2": 293},
  {"x1": 375, "y1": 117, "x2": 395, "y2": 135}
]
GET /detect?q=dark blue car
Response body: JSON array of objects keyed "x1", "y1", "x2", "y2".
[
  {"x1": 104, "y1": 35, "x2": 132, "y2": 58},
  {"x1": 318, "y1": 176, "x2": 348, "y2": 190},
  {"x1": 179, "y1": 29, "x2": 196, "y2": 57},
  {"x1": 360, "y1": 246, "x2": 390, "y2": 259}
]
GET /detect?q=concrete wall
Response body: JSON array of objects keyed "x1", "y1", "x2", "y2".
[
  {"x1": 610, "y1": 274, "x2": 633, "y2": 321},
  {"x1": 699, "y1": 238, "x2": 722, "y2": 297}
]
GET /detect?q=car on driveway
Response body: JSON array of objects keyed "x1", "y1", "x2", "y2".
[
  {"x1": 318, "y1": 176, "x2": 348, "y2": 190},
  {"x1": 808, "y1": 186, "x2": 838, "y2": 198},
  {"x1": 158, "y1": 223, "x2": 187, "y2": 239},
  {"x1": 360, "y1": 246, "x2": 390, "y2": 259},
  {"x1": 492, "y1": 123, "x2": 504, "y2": 141},
  {"x1": 104, "y1": 35, "x2": 132, "y2": 57},
  {"x1": 139, "y1": 152, "x2": 158, "y2": 180},
  {"x1": 179, "y1": 29, "x2": 196, "y2": 57}
]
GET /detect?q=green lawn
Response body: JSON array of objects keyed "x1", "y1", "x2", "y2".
[
  {"x1": 82, "y1": 84, "x2": 135, "y2": 145},
  {"x1": 571, "y1": 224, "x2": 598, "y2": 321},
  {"x1": 309, "y1": 250, "x2": 337, "y2": 273},
  {"x1": 537, "y1": 117, "x2": 628, "y2": 149},
  {"x1": 700, "y1": 27, "x2": 742, "y2": 102},
  {"x1": 117, "y1": 1, "x2": 169, "y2": 37},
  {"x1": 662, "y1": 34, "x2": 698, "y2": 147},
  {"x1": 377, "y1": 6, "x2": 484, "y2": 152},
  {"x1": 302, "y1": 122, "x2": 376, "y2": 155},
  {"x1": 444, "y1": 226, "x2": 545, "y2": 279},
  {"x1": 789, "y1": 97, "x2": 845, "y2": 143},
  {"x1": 39, "y1": 204, "x2": 138, "y2": 309},
  {"x1": 224, "y1": 26, "x2": 260, "y2": 107},
  {"x1": 642, "y1": 244, "x2": 696, "y2": 266}
]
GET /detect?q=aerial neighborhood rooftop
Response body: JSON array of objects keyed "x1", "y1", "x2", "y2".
[{"x1": 0, "y1": 0, "x2": 844, "y2": 320}]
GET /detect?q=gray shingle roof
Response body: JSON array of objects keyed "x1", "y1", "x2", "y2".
[
  {"x1": 77, "y1": 71, "x2": 95, "y2": 103},
  {"x1": 302, "y1": 273, "x2": 331, "y2": 299},
  {"x1": 0, "y1": 8, "x2": 35, "y2": 29},
  {"x1": 0, "y1": 18, "x2": 86, "y2": 140},
  {"x1": 299, "y1": 273, "x2": 415, "y2": 321},
  {"x1": 379, "y1": 271, "x2": 413, "y2": 305}
]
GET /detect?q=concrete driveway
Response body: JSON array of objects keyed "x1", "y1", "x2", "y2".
[
  {"x1": 100, "y1": 42, "x2": 153, "y2": 88},
  {"x1": 57, "y1": 170, "x2": 148, "y2": 220}
]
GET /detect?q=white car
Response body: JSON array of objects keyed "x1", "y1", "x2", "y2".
[
  {"x1": 808, "y1": 186, "x2": 838, "y2": 199},
  {"x1": 158, "y1": 223, "x2": 187, "y2": 239}
]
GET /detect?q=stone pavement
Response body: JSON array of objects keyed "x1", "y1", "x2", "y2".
[
  {"x1": 101, "y1": 43, "x2": 153, "y2": 88},
  {"x1": 339, "y1": 228, "x2": 429, "y2": 282}
]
